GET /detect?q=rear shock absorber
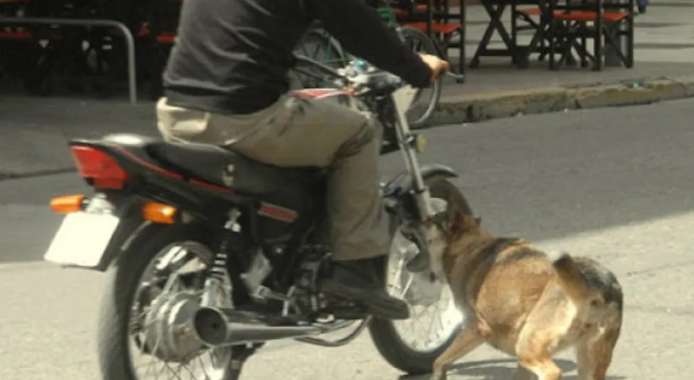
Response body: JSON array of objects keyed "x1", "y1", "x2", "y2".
[{"x1": 201, "y1": 208, "x2": 242, "y2": 307}]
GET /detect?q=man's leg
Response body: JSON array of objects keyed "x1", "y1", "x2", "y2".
[{"x1": 156, "y1": 95, "x2": 409, "y2": 319}]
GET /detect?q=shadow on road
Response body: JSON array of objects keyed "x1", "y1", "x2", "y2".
[{"x1": 398, "y1": 358, "x2": 626, "y2": 380}]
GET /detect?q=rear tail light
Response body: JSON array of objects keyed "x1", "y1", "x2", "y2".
[{"x1": 70, "y1": 146, "x2": 129, "y2": 190}]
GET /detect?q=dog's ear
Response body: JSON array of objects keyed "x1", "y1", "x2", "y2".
[
  {"x1": 474, "y1": 216, "x2": 482, "y2": 226},
  {"x1": 432, "y1": 212, "x2": 448, "y2": 227},
  {"x1": 445, "y1": 208, "x2": 467, "y2": 238}
]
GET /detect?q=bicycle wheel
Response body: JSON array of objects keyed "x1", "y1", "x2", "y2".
[
  {"x1": 291, "y1": 28, "x2": 348, "y2": 89},
  {"x1": 398, "y1": 26, "x2": 443, "y2": 129}
]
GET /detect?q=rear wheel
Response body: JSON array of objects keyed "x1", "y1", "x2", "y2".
[
  {"x1": 369, "y1": 176, "x2": 473, "y2": 374},
  {"x1": 97, "y1": 223, "x2": 234, "y2": 380}
]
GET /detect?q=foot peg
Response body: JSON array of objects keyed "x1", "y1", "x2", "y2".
[{"x1": 329, "y1": 301, "x2": 370, "y2": 320}]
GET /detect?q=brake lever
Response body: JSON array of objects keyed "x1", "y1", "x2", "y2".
[{"x1": 445, "y1": 71, "x2": 464, "y2": 80}]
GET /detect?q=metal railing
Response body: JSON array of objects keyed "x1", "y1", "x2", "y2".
[{"x1": 0, "y1": 17, "x2": 138, "y2": 104}]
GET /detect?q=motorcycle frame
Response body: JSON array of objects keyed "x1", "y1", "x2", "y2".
[{"x1": 60, "y1": 59, "x2": 458, "y2": 274}]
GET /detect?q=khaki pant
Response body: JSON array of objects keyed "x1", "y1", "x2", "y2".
[{"x1": 156, "y1": 94, "x2": 389, "y2": 261}]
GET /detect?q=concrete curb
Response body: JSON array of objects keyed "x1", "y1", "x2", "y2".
[
  {"x1": 428, "y1": 76, "x2": 694, "y2": 126},
  {"x1": 0, "y1": 168, "x2": 76, "y2": 181}
]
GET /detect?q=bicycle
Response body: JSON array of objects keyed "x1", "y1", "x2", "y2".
[
  {"x1": 290, "y1": 24, "x2": 350, "y2": 89},
  {"x1": 291, "y1": 0, "x2": 456, "y2": 129}
]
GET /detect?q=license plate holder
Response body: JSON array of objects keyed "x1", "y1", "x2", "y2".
[{"x1": 44, "y1": 211, "x2": 120, "y2": 268}]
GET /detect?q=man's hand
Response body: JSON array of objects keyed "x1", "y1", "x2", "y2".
[{"x1": 420, "y1": 54, "x2": 450, "y2": 83}]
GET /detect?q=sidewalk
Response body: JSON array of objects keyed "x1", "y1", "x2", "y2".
[
  {"x1": 0, "y1": 97, "x2": 155, "y2": 179},
  {"x1": 430, "y1": 0, "x2": 694, "y2": 124},
  {"x1": 0, "y1": 1, "x2": 693, "y2": 178}
]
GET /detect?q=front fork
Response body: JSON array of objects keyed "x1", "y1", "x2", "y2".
[
  {"x1": 392, "y1": 90, "x2": 434, "y2": 221},
  {"x1": 390, "y1": 91, "x2": 437, "y2": 272}
]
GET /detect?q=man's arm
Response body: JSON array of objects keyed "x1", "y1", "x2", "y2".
[{"x1": 306, "y1": 0, "x2": 433, "y2": 88}]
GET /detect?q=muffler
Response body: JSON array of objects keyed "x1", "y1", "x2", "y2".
[{"x1": 193, "y1": 306, "x2": 326, "y2": 347}]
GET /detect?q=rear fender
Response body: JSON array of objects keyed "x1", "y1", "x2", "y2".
[
  {"x1": 91, "y1": 194, "x2": 149, "y2": 272},
  {"x1": 91, "y1": 194, "x2": 220, "y2": 272}
]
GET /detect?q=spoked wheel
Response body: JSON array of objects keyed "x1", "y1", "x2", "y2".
[
  {"x1": 291, "y1": 28, "x2": 348, "y2": 89},
  {"x1": 98, "y1": 224, "x2": 234, "y2": 380},
  {"x1": 370, "y1": 176, "x2": 473, "y2": 374},
  {"x1": 398, "y1": 26, "x2": 444, "y2": 130}
]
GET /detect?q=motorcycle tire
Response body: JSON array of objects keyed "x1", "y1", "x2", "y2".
[
  {"x1": 369, "y1": 175, "x2": 474, "y2": 375},
  {"x1": 96, "y1": 222, "x2": 231, "y2": 380}
]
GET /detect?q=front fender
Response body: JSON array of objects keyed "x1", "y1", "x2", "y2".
[
  {"x1": 382, "y1": 163, "x2": 458, "y2": 226},
  {"x1": 383, "y1": 163, "x2": 458, "y2": 199},
  {"x1": 380, "y1": 164, "x2": 459, "y2": 273}
]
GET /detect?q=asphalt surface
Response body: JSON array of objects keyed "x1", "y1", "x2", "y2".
[{"x1": 2, "y1": 99, "x2": 694, "y2": 380}]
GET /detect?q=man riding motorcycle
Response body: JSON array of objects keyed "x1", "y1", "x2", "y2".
[{"x1": 155, "y1": 0, "x2": 450, "y2": 321}]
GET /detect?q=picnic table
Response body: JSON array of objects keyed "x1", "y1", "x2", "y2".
[
  {"x1": 468, "y1": 0, "x2": 635, "y2": 71},
  {"x1": 0, "y1": 0, "x2": 635, "y2": 103}
]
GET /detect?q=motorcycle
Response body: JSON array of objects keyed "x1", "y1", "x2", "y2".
[{"x1": 43, "y1": 55, "x2": 474, "y2": 380}]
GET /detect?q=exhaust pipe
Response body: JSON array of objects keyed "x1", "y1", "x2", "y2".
[{"x1": 193, "y1": 307, "x2": 327, "y2": 347}]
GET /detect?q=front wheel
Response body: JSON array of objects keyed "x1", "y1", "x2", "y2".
[{"x1": 369, "y1": 176, "x2": 473, "y2": 374}]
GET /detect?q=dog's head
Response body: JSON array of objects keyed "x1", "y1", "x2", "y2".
[{"x1": 420, "y1": 207, "x2": 483, "y2": 279}]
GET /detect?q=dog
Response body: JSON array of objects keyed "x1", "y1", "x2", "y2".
[{"x1": 422, "y1": 208, "x2": 623, "y2": 380}]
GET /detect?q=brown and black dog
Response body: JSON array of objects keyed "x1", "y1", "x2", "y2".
[{"x1": 422, "y1": 208, "x2": 624, "y2": 380}]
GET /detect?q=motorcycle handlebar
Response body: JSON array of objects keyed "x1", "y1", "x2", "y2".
[{"x1": 293, "y1": 54, "x2": 464, "y2": 90}]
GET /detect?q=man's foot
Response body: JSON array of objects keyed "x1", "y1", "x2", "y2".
[
  {"x1": 638, "y1": 5, "x2": 646, "y2": 14},
  {"x1": 322, "y1": 258, "x2": 410, "y2": 320}
]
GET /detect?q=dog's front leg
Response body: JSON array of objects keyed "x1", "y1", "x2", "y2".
[{"x1": 431, "y1": 324, "x2": 486, "y2": 380}]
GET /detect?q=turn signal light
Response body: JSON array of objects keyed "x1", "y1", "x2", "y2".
[
  {"x1": 142, "y1": 201, "x2": 177, "y2": 224},
  {"x1": 50, "y1": 194, "x2": 86, "y2": 214}
]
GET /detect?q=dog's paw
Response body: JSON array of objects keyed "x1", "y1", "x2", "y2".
[{"x1": 430, "y1": 372, "x2": 447, "y2": 380}]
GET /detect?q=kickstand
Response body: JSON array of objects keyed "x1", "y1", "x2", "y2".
[{"x1": 224, "y1": 343, "x2": 263, "y2": 380}]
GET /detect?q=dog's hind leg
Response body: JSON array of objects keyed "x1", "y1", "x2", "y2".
[
  {"x1": 430, "y1": 324, "x2": 486, "y2": 380},
  {"x1": 516, "y1": 351, "x2": 561, "y2": 380},
  {"x1": 515, "y1": 323, "x2": 563, "y2": 380},
  {"x1": 512, "y1": 366, "x2": 536, "y2": 380},
  {"x1": 576, "y1": 326, "x2": 621, "y2": 380}
]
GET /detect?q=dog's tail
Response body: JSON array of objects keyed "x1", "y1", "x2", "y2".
[{"x1": 548, "y1": 251, "x2": 596, "y2": 304}]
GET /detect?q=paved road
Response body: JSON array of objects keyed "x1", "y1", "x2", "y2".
[{"x1": 2, "y1": 99, "x2": 694, "y2": 380}]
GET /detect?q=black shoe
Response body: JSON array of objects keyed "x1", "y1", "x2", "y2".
[
  {"x1": 638, "y1": 5, "x2": 646, "y2": 13},
  {"x1": 322, "y1": 258, "x2": 410, "y2": 320}
]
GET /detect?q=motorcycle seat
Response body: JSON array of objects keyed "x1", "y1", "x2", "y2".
[{"x1": 103, "y1": 134, "x2": 325, "y2": 194}]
